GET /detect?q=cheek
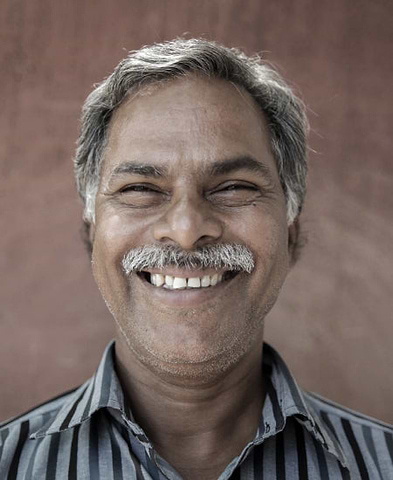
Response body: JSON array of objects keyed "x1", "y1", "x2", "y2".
[
  {"x1": 248, "y1": 216, "x2": 290, "y2": 280},
  {"x1": 93, "y1": 211, "x2": 144, "y2": 262},
  {"x1": 238, "y1": 208, "x2": 288, "y2": 252},
  {"x1": 91, "y1": 214, "x2": 136, "y2": 297}
]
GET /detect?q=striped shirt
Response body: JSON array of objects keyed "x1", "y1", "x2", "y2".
[{"x1": 1, "y1": 341, "x2": 392, "y2": 479}]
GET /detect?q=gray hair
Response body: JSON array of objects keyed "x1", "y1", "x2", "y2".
[
  {"x1": 122, "y1": 243, "x2": 255, "y2": 276},
  {"x1": 74, "y1": 38, "x2": 309, "y2": 226}
]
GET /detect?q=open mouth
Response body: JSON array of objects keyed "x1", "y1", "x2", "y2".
[{"x1": 137, "y1": 270, "x2": 239, "y2": 290}]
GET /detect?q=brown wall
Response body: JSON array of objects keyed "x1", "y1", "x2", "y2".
[{"x1": 1, "y1": 0, "x2": 392, "y2": 423}]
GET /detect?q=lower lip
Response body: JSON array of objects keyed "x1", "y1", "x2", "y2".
[{"x1": 135, "y1": 273, "x2": 240, "y2": 307}]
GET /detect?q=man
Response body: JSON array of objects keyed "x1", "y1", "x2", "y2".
[{"x1": 1, "y1": 38, "x2": 392, "y2": 480}]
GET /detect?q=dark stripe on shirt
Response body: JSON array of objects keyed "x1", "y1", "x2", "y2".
[
  {"x1": 81, "y1": 375, "x2": 97, "y2": 422},
  {"x1": 294, "y1": 420, "x2": 309, "y2": 480},
  {"x1": 253, "y1": 443, "x2": 264, "y2": 480},
  {"x1": 384, "y1": 431, "x2": 393, "y2": 463},
  {"x1": 275, "y1": 432, "x2": 286, "y2": 480},
  {"x1": 68, "y1": 424, "x2": 81, "y2": 480},
  {"x1": 311, "y1": 435, "x2": 329, "y2": 480},
  {"x1": 89, "y1": 412, "x2": 100, "y2": 479},
  {"x1": 98, "y1": 348, "x2": 116, "y2": 408},
  {"x1": 341, "y1": 418, "x2": 369, "y2": 480},
  {"x1": 7, "y1": 420, "x2": 29, "y2": 480},
  {"x1": 60, "y1": 387, "x2": 88, "y2": 431},
  {"x1": 0, "y1": 428, "x2": 10, "y2": 458},
  {"x1": 46, "y1": 432, "x2": 61, "y2": 480},
  {"x1": 266, "y1": 377, "x2": 285, "y2": 431},
  {"x1": 320, "y1": 412, "x2": 350, "y2": 479}
]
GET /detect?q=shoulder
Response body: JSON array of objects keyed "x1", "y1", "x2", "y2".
[
  {"x1": 304, "y1": 391, "x2": 393, "y2": 477},
  {"x1": 305, "y1": 390, "x2": 393, "y2": 434},
  {"x1": 0, "y1": 388, "x2": 78, "y2": 475},
  {"x1": 1, "y1": 387, "x2": 78, "y2": 434}
]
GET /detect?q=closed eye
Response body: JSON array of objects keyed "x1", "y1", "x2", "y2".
[
  {"x1": 211, "y1": 182, "x2": 260, "y2": 195},
  {"x1": 208, "y1": 182, "x2": 261, "y2": 207},
  {"x1": 219, "y1": 184, "x2": 258, "y2": 191},
  {"x1": 120, "y1": 184, "x2": 159, "y2": 193},
  {"x1": 117, "y1": 184, "x2": 167, "y2": 208}
]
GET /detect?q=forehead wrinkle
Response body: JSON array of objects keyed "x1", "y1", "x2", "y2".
[{"x1": 101, "y1": 76, "x2": 277, "y2": 189}]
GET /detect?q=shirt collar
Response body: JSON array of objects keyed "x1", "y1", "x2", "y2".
[
  {"x1": 31, "y1": 340, "x2": 349, "y2": 468},
  {"x1": 259, "y1": 344, "x2": 349, "y2": 469},
  {"x1": 31, "y1": 340, "x2": 147, "y2": 440}
]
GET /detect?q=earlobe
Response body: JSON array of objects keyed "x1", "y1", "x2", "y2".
[
  {"x1": 288, "y1": 217, "x2": 301, "y2": 266},
  {"x1": 81, "y1": 220, "x2": 94, "y2": 257},
  {"x1": 88, "y1": 222, "x2": 95, "y2": 246}
]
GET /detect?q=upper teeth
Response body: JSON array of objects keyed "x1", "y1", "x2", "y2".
[{"x1": 150, "y1": 273, "x2": 223, "y2": 289}]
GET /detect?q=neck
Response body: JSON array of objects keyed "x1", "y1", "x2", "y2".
[{"x1": 115, "y1": 335, "x2": 265, "y2": 480}]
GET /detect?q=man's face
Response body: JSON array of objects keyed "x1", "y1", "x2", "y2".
[{"x1": 91, "y1": 76, "x2": 290, "y2": 380}]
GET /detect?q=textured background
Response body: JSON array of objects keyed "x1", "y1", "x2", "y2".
[{"x1": 1, "y1": 0, "x2": 392, "y2": 423}]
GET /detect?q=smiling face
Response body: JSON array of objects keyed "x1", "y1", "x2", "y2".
[{"x1": 91, "y1": 76, "x2": 291, "y2": 382}]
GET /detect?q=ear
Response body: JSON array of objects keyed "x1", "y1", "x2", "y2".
[
  {"x1": 288, "y1": 217, "x2": 301, "y2": 266},
  {"x1": 81, "y1": 220, "x2": 94, "y2": 257},
  {"x1": 88, "y1": 221, "x2": 95, "y2": 246}
]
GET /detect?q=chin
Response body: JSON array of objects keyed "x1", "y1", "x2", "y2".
[
  {"x1": 139, "y1": 353, "x2": 242, "y2": 385},
  {"x1": 129, "y1": 331, "x2": 257, "y2": 385}
]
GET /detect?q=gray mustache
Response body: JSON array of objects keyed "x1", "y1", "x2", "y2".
[{"x1": 122, "y1": 244, "x2": 255, "y2": 275}]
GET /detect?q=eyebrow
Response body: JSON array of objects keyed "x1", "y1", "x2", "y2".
[
  {"x1": 109, "y1": 162, "x2": 167, "y2": 180},
  {"x1": 209, "y1": 156, "x2": 274, "y2": 181},
  {"x1": 108, "y1": 155, "x2": 274, "y2": 182}
]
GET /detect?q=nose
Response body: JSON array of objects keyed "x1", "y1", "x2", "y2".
[{"x1": 152, "y1": 195, "x2": 223, "y2": 250}]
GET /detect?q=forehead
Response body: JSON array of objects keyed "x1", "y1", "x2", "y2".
[{"x1": 101, "y1": 76, "x2": 276, "y2": 179}]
